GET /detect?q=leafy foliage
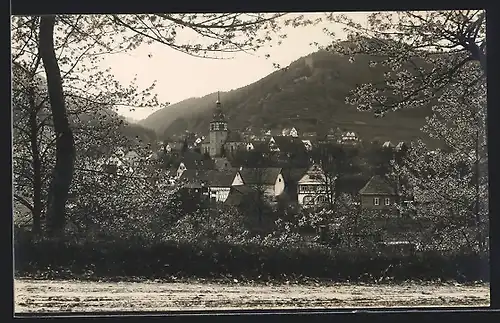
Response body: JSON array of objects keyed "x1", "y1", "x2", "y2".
[
  {"x1": 321, "y1": 10, "x2": 486, "y2": 113},
  {"x1": 395, "y1": 66, "x2": 487, "y2": 254}
]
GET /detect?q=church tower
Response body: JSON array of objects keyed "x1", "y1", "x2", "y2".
[{"x1": 209, "y1": 92, "x2": 228, "y2": 157}]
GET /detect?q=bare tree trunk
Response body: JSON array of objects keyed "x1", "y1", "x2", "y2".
[
  {"x1": 27, "y1": 86, "x2": 42, "y2": 236},
  {"x1": 39, "y1": 15, "x2": 75, "y2": 238}
]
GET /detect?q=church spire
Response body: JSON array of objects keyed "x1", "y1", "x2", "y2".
[{"x1": 212, "y1": 91, "x2": 225, "y2": 122}]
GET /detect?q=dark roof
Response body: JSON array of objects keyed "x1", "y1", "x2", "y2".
[
  {"x1": 226, "y1": 131, "x2": 243, "y2": 142},
  {"x1": 179, "y1": 151, "x2": 214, "y2": 170},
  {"x1": 249, "y1": 140, "x2": 270, "y2": 152},
  {"x1": 225, "y1": 185, "x2": 258, "y2": 206},
  {"x1": 336, "y1": 175, "x2": 371, "y2": 195},
  {"x1": 281, "y1": 167, "x2": 309, "y2": 184},
  {"x1": 180, "y1": 169, "x2": 238, "y2": 187},
  {"x1": 270, "y1": 136, "x2": 306, "y2": 153},
  {"x1": 359, "y1": 175, "x2": 397, "y2": 195},
  {"x1": 239, "y1": 167, "x2": 282, "y2": 185}
]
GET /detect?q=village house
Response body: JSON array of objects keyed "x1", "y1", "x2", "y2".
[
  {"x1": 318, "y1": 127, "x2": 343, "y2": 144},
  {"x1": 341, "y1": 131, "x2": 359, "y2": 145},
  {"x1": 175, "y1": 151, "x2": 215, "y2": 178},
  {"x1": 268, "y1": 136, "x2": 309, "y2": 167},
  {"x1": 281, "y1": 127, "x2": 299, "y2": 137},
  {"x1": 301, "y1": 139, "x2": 314, "y2": 152},
  {"x1": 239, "y1": 167, "x2": 285, "y2": 200},
  {"x1": 296, "y1": 163, "x2": 329, "y2": 207},
  {"x1": 359, "y1": 175, "x2": 398, "y2": 210},
  {"x1": 102, "y1": 148, "x2": 140, "y2": 173},
  {"x1": 263, "y1": 128, "x2": 282, "y2": 137},
  {"x1": 382, "y1": 141, "x2": 394, "y2": 148},
  {"x1": 180, "y1": 169, "x2": 244, "y2": 203},
  {"x1": 268, "y1": 136, "x2": 307, "y2": 154},
  {"x1": 395, "y1": 141, "x2": 407, "y2": 151},
  {"x1": 246, "y1": 140, "x2": 270, "y2": 153}
]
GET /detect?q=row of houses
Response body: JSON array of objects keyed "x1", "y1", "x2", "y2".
[
  {"x1": 176, "y1": 161, "x2": 398, "y2": 210},
  {"x1": 164, "y1": 132, "x2": 405, "y2": 157}
]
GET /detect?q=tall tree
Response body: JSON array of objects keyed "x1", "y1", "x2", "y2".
[
  {"x1": 311, "y1": 142, "x2": 355, "y2": 210},
  {"x1": 39, "y1": 16, "x2": 75, "y2": 237},
  {"x1": 12, "y1": 13, "x2": 304, "y2": 235},
  {"x1": 322, "y1": 10, "x2": 486, "y2": 113},
  {"x1": 394, "y1": 65, "x2": 487, "y2": 253}
]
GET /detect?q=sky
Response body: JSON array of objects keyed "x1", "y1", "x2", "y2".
[{"x1": 98, "y1": 12, "x2": 371, "y2": 121}]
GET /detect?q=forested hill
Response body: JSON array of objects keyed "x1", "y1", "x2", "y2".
[{"x1": 139, "y1": 47, "x2": 435, "y2": 144}]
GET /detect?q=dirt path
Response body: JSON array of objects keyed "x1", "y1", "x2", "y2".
[{"x1": 14, "y1": 279, "x2": 490, "y2": 313}]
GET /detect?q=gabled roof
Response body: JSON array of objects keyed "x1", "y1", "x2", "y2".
[
  {"x1": 336, "y1": 174, "x2": 371, "y2": 195},
  {"x1": 239, "y1": 167, "x2": 282, "y2": 185},
  {"x1": 297, "y1": 164, "x2": 327, "y2": 184},
  {"x1": 281, "y1": 167, "x2": 309, "y2": 184},
  {"x1": 270, "y1": 136, "x2": 306, "y2": 153},
  {"x1": 180, "y1": 169, "x2": 239, "y2": 187},
  {"x1": 282, "y1": 127, "x2": 299, "y2": 136},
  {"x1": 359, "y1": 175, "x2": 396, "y2": 195}
]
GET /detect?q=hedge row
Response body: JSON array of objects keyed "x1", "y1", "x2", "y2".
[{"x1": 14, "y1": 237, "x2": 489, "y2": 282}]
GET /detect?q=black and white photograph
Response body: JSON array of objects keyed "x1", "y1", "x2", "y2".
[{"x1": 11, "y1": 10, "x2": 490, "y2": 313}]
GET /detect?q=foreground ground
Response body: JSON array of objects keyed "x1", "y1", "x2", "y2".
[{"x1": 15, "y1": 279, "x2": 490, "y2": 313}]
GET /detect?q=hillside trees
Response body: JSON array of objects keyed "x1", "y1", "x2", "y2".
[
  {"x1": 323, "y1": 10, "x2": 486, "y2": 113},
  {"x1": 12, "y1": 13, "x2": 303, "y2": 236}
]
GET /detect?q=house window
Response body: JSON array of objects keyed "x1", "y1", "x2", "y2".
[
  {"x1": 374, "y1": 197, "x2": 380, "y2": 206},
  {"x1": 384, "y1": 198, "x2": 390, "y2": 206},
  {"x1": 278, "y1": 178, "x2": 282, "y2": 182},
  {"x1": 316, "y1": 195, "x2": 327, "y2": 204},
  {"x1": 303, "y1": 196, "x2": 314, "y2": 205}
]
